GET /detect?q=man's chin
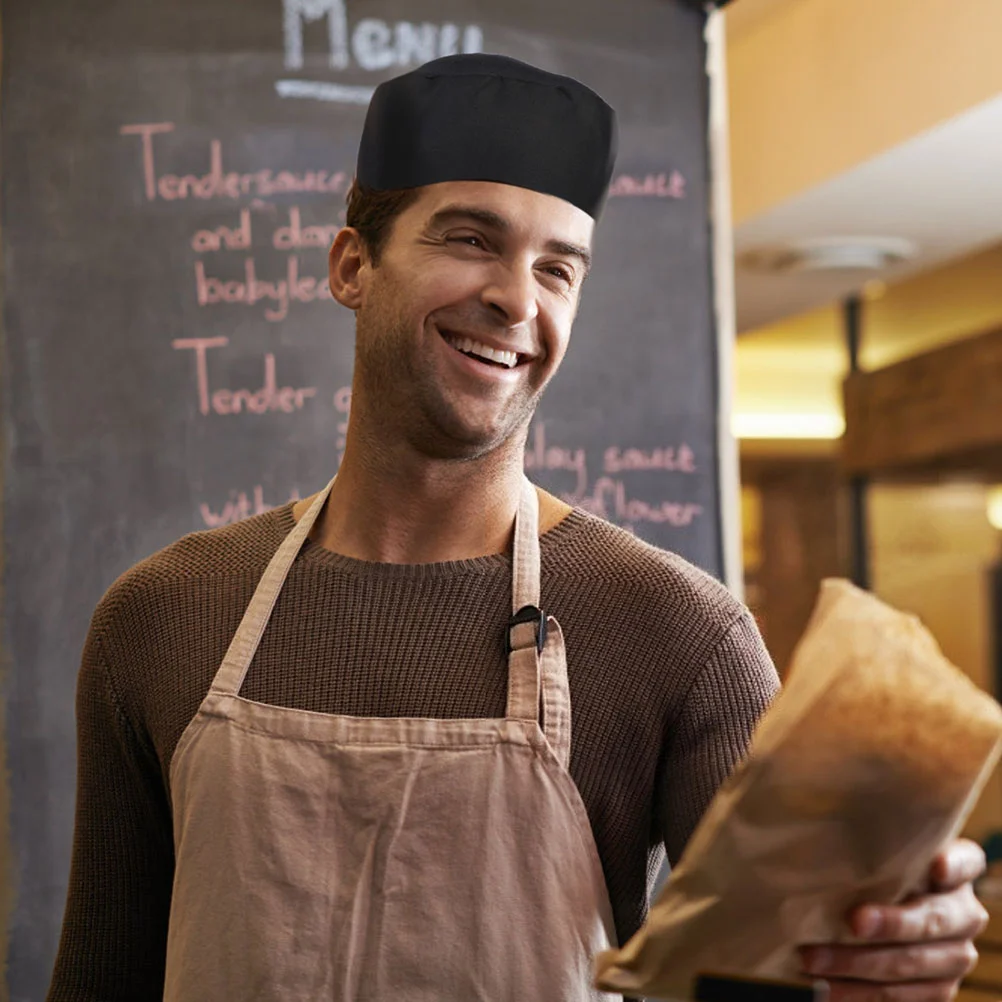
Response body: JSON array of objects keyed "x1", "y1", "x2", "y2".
[{"x1": 414, "y1": 410, "x2": 529, "y2": 462}]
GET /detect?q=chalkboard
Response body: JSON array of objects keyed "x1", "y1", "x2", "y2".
[{"x1": 1, "y1": 0, "x2": 725, "y2": 995}]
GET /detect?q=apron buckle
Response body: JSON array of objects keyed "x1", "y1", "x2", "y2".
[{"x1": 505, "y1": 605, "x2": 547, "y2": 655}]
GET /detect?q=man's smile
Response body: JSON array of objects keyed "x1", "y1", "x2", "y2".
[{"x1": 437, "y1": 326, "x2": 533, "y2": 373}]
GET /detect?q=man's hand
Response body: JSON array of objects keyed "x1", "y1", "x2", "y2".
[{"x1": 799, "y1": 839, "x2": 989, "y2": 1001}]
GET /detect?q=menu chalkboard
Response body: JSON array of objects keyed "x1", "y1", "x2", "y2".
[{"x1": 2, "y1": 0, "x2": 724, "y2": 994}]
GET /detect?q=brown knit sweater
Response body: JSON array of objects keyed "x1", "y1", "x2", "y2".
[{"x1": 47, "y1": 503, "x2": 779, "y2": 1000}]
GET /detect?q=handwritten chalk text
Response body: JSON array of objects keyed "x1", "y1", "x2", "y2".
[
  {"x1": 200, "y1": 485, "x2": 302, "y2": 528},
  {"x1": 191, "y1": 209, "x2": 252, "y2": 252},
  {"x1": 523, "y1": 423, "x2": 588, "y2": 496},
  {"x1": 194, "y1": 257, "x2": 331, "y2": 322},
  {"x1": 120, "y1": 123, "x2": 348, "y2": 203},
  {"x1": 573, "y1": 477, "x2": 703, "y2": 528},
  {"x1": 334, "y1": 385, "x2": 352, "y2": 459},
  {"x1": 173, "y1": 337, "x2": 317, "y2": 416},
  {"x1": 603, "y1": 444, "x2": 695, "y2": 474},
  {"x1": 608, "y1": 171, "x2": 686, "y2": 199},
  {"x1": 282, "y1": 0, "x2": 483, "y2": 73},
  {"x1": 272, "y1": 207, "x2": 340, "y2": 250}
]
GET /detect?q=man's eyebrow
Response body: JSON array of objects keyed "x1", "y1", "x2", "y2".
[
  {"x1": 427, "y1": 204, "x2": 592, "y2": 275},
  {"x1": 546, "y1": 239, "x2": 591, "y2": 276},
  {"x1": 427, "y1": 205, "x2": 511, "y2": 233}
]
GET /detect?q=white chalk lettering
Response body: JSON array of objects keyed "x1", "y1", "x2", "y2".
[
  {"x1": 282, "y1": 0, "x2": 482, "y2": 74},
  {"x1": 352, "y1": 18, "x2": 395, "y2": 71},
  {"x1": 394, "y1": 22, "x2": 437, "y2": 65},
  {"x1": 283, "y1": 0, "x2": 349, "y2": 70},
  {"x1": 437, "y1": 23, "x2": 460, "y2": 56},
  {"x1": 462, "y1": 25, "x2": 483, "y2": 54}
]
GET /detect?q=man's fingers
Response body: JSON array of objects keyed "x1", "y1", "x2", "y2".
[
  {"x1": 800, "y1": 940, "x2": 978, "y2": 984},
  {"x1": 926, "y1": 840, "x2": 986, "y2": 892},
  {"x1": 823, "y1": 978, "x2": 964, "y2": 1002},
  {"x1": 798, "y1": 841, "x2": 990, "y2": 1002},
  {"x1": 848, "y1": 885, "x2": 988, "y2": 943}
]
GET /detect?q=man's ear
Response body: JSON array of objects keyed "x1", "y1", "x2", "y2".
[{"x1": 329, "y1": 227, "x2": 370, "y2": 310}]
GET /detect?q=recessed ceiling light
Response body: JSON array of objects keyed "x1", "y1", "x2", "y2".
[{"x1": 738, "y1": 236, "x2": 916, "y2": 275}]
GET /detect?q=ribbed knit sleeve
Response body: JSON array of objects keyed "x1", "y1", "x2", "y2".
[
  {"x1": 658, "y1": 611, "x2": 780, "y2": 866},
  {"x1": 47, "y1": 619, "x2": 174, "y2": 1001}
]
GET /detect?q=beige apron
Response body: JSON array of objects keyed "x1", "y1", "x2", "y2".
[{"x1": 163, "y1": 476, "x2": 620, "y2": 1001}]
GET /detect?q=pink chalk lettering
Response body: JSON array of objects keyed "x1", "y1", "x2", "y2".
[
  {"x1": 522, "y1": 423, "x2": 588, "y2": 496},
  {"x1": 172, "y1": 338, "x2": 317, "y2": 416},
  {"x1": 572, "y1": 477, "x2": 703, "y2": 527},
  {"x1": 194, "y1": 256, "x2": 331, "y2": 321},
  {"x1": 120, "y1": 122, "x2": 176, "y2": 201},
  {"x1": 273, "y1": 206, "x2": 341, "y2": 250},
  {"x1": 608, "y1": 171, "x2": 686, "y2": 199},
  {"x1": 603, "y1": 444, "x2": 696, "y2": 474},
  {"x1": 211, "y1": 355, "x2": 316, "y2": 414},
  {"x1": 157, "y1": 140, "x2": 235, "y2": 201},
  {"x1": 248, "y1": 259, "x2": 289, "y2": 321},
  {"x1": 119, "y1": 124, "x2": 349, "y2": 203},
  {"x1": 285, "y1": 256, "x2": 327, "y2": 305},
  {"x1": 200, "y1": 484, "x2": 302, "y2": 528},
  {"x1": 249, "y1": 168, "x2": 347, "y2": 198},
  {"x1": 191, "y1": 209, "x2": 252, "y2": 252},
  {"x1": 333, "y1": 385, "x2": 352, "y2": 459},
  {"x1": 333, "y1": 386, "x2": 352, "y2": 413},
  {"x1": 172, "y1": 336, "x2": 229, "y2": 415}
]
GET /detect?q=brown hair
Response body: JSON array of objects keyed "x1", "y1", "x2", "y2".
[{"x1": 344, "y1": 179, "x2": 421, "y2": 264}]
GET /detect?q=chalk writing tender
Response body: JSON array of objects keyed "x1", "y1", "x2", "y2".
[{"x1": 173, "y1": 338, "x2": 318, "y2": 416}]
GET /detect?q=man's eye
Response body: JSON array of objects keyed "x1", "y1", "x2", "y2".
[
  {"x1": 447, "y1": 234, "x2": 486, "y2": 249},
  {"x1": 544, "y1": 265, "x2": 573, "y2": 284}
]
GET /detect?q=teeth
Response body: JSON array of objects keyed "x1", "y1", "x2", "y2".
[{"x1": 446, "y1": 334, "x2": 519, "y2": 369}]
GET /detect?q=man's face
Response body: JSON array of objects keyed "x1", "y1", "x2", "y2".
[{"x1": 349, "y1": 181, "x2": 595, "y2": 460}]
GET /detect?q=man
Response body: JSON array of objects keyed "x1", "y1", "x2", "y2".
[{"x1": 49, "y1": 54, "x2": 986, "y2": 1000}]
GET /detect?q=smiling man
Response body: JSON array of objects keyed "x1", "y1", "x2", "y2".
[{"x1": 49, "y1": 54, "x2": 986, "y2": 1002}]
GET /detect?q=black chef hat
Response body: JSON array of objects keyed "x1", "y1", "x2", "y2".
[{"x1": 356, "y1": 54, "x2": 618, "y2": 219}]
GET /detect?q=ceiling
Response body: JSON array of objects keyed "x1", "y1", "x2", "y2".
[{"x1": 732, "y1": 92, "x2": 1002, "y2": 333}]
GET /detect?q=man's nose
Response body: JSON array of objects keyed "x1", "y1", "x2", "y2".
[{"x1": 481, "y1": 261, "x2": 540, "y2": 327}]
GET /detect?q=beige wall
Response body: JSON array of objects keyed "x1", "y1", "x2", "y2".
[
  {"x1": 735, "y1": 304, "x2": 844, "y2": 435},
  {"x1": 727, "y1": 0, "x2": 1002, "y2": 224},
  {"x1": 868, "y1": 482, "x2": 1002, "y2": 840},
  {"x1": 864, "y1": 245, "x2": 1002, "y2": 368}
]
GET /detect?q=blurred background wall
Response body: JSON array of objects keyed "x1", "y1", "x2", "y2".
[{"x1": 723, "y1": 0, "x2": 1002, "y2": 844}]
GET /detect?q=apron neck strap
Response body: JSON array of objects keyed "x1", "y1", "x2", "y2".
[
  {"x1": 511, "y1": 476, "x2": 542, "y2": 612},
  {"x1": 211, "y1": 474, "x2": 572, "y2": 767},
  {"x1": 211, "y1": 478, "x2": 334, "y2": 697},
  {"x1": 505, "y1": 479, "x2": 573, "y2": 768}
]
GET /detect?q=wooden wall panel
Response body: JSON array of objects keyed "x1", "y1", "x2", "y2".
[{"x1": 843, "y1": 326, "x2": 1002, "y2": 474}]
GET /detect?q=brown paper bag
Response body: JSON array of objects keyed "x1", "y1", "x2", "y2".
[{"x1": 594, "y1": 579, "x2": 1002, "y2": 1000}]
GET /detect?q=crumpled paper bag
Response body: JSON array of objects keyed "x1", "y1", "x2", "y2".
[{"x1": 595, "y1": 579, "x2": 1002, "y2": 1000}]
